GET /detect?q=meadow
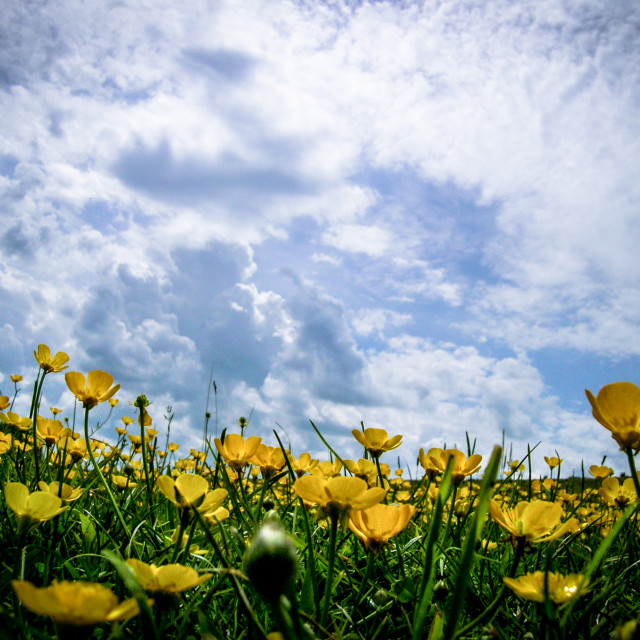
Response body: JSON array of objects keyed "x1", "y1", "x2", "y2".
[{"x1": 1, "y1": 344, "x2": 639, "y2": 640}]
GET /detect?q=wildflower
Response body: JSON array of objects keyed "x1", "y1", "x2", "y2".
[
  {"x1": 138, "y1": 407, "x2": 152, "y2": 426},
  {"x1": 113, "y1": 475, "x2": 137, "y2": 490},
  {"x1": 36, "y1": 417, "x2": 73, "y2": 447},
  {"x1": 287, "y1": 452, "x2": 319, "y2": 477},
  {"x1": 508, "y1": 460, "x2": 525, "y2": 473},
  {"x1": 65, "y1": 370, "x2": 120, "y2": 410},
  {"x1": 489, "y1": 500, "x2": 578, "y2": 547},
  {"x1": 156, "y1": 473, "x2": 227, "y2": 518},
  {"x1": 585, "y1": 382, "x2": 640, "y2": 451},
  {"x1": 532, "y1": 478, "x2": 556, "y2": 494},
  {"x1": 10, "y1": 374, "x2": 23, "y2": 382},
  {"x1": 252, "y1": 444, "x2": 286, "y2": 478},
  {"x1": 50, "y1": 407, "x2": 62, "y2": 416},
  {"x1": 344, "y1": 458, "x2": 378, "y2": 487},
  {"x1": 0, "y1": 411, "x2": 32, "y2": 431},
  {"x1": 168, "y1": 442, "x2": 180, "y2": 452},
  {"x1": 599, "y1": 477, "x2": 638, "y2": 508},
  {"x1": 348, "y1": 503, "x2": 415, "y2": 552},
  {"x1": 589, "y1": 465, "x2": 614, "y2": 479},
  {"x1": 34, "y1": 344, "x2": 69, "y2": 373},
  {"x1": 57, "y1": 437, "x2": 93, "y2": 463},
  {"x1": 4, "y1": 482, "x2": 67, "y2": 534},
  {"x1": 311, "y1": 459, "x2": 343, "y2": 479},
  {"x1": 294, "y1": 475, "x2": 386, "y2": 524},
  {"x1": 503, "y1": 571, "x2": 588, "y2": 604},
  {"x1": 126, "y1": 559, "x2": 212, "y2": 596},
  {"x1": 0, "y1": 396, "x2": 9, "y2": 411},
  {"x1": 12, "y1": 579, "x2": 140, "y2": 626},
  {"x1": 418, "y1": 448, "x2": 441, "y2": 479},
  {"x1": 351, "y1": 427, "x2": 402, "y2": 458},
  {"x1": 0, "y1": 432, "x2": 13, "y2": 454},
  {"x1": 480, "y1": 539, "x2": 498, "y2": 552},
  {"x1": 544, "y1": 456, "x2": 562, "y2": 469},
  {"x1": 214, "y1": 433, "x2": 262, "y2": 471},
  {"x1": 426, "y1": 448, "x2": 483, "y2": 485},
  {"x1": 37, "y1": 481, "x2": 84, "y2": 503}
]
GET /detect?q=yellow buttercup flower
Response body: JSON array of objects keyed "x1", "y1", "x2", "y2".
[
  {"x1": 544, "y1": 456, "x2": 562, "y2": 469},
  {"x1": 599, "y1": 477, "x2": 638, "y2": 508},
  {"x1": 214, "y1": 433, "x2": 262, "y2": 471},
  {"x1": 10, "y1": 374, "x2": 23, "y2": 383},
  {"x1": 348, "y1": 503, "x2": 415, "y2": 552},
  {"x1": 65, "y1": 370, "x2": 120, "y2": 410},
  {"x1": 589, "y1": 465, "x2": 614, "y2": 479},
  {"x1": 0, "y1": 432, "x2": 13, "y2": 454},
  {"x1": 0, "y1": 396, "x2": 9, "y2": 411},
  {"x1": 252, "y1": 444, "x2": 286, "y2": 478},
  {"x1": 4, "y1": 482, "x2": 67, "y2": 534},
  {"x1": 344, "y1": 458, "x2": 378, "y2": 487},
  {"x1": 585, "y1": 382, "x2": 640, "y2": 451},
  {"x1": 489, "y1": 499, "x2": 578, "y2": 547},
  {"x1": 56, "y1": 436, "x2": 94, "y2": 463},
  {"x1": 33, "y1": 344, "x2": 69, "y2": 373},
  {"x1": 113, "y1": 475, "x2": 137, "y2": 490},
  {"x1": 425, "y1": 448, "x2": 483, "y2": 484},
  {"x1": 287, "y1": 452, "x2": 319, "y2": 477},
  {"x1": 418, "y1": 448, "x2": 441, "y2": 479},
  {"x1": 503, "y1": 571, "x2": 588, "y2": 604},
  {"x1": 156, "y1": 473, "x2": 227, "y2": 519},
  {"x1": 294, "y1": 475, "x2": 386, "y2": 523},
  {"x1": 310, "y1": 459, "x2": 343, "y2": 479},
  {"x1": 0, "y1": 411, "x2": 32, "y2": 431},
  {"x1": 37, "y1": 481, "x2": 84, "y2": 503},
  {"x1": 351, "y1": 427, "x2": 402, "y2": 458},
  {"x1": 36, "y1": 416, "x2": 73, "y2": 447},
  {"x1": 12, "y1": 579, "x2": 140, "y2": 626},
  {"x1": 126, "y1": 559, "x2": 212, "y2": 595},
  {"x1": 508, "y1": 460, "x2": 525, "y2": 473}
]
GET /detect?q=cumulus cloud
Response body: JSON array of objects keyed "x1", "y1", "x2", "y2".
[{"x1": 1, "y1": 0, "x2": 638, "y2": 477}]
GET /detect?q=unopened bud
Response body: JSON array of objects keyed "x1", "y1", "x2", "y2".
[{"x1": 243, "y1": 518, "x2": 297, "y2": 601}]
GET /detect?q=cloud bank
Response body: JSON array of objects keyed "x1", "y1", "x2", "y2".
[{"x1": 1, "y1": 0, "x2": 639, "y2": 475}]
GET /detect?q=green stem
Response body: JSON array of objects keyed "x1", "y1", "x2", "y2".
[
  {"x1": 171, "y1": 511, "x2": 189, "y2": 563},
  {"x1": 83, "y1": 406, "x2": 131, "y2": 541},
  {"x1": 29, "y1": 371, "x2": 45, "y2": 484},
  {"x1": 136, "y1": 400, "x2": 152, "y2": 499},
  {"x1": 354, "y1": 550, "x2": 375, "y2": 609},
  {"x1": 275, "y1": 595, "x2": 300, "y2": 640},
  {"x1": 321, "y1": 515, "x2": 339, "y2": 628},
  {"x1": 456, "y1": 537, "x2": 525, "y2": 638},
  {"x1": 625, "y1": 447, "x2": 640, "y2": 499},
  {"x1": 191, "y1": 508, "x2": 269, "y2": 640},
  {"x1": 374, "y1": 455, "x2": 386, "y2": 488}
]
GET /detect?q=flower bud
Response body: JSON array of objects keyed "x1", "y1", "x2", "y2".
[{"x1": 243, "y1": 519, "x2": 297, "y2": 601}]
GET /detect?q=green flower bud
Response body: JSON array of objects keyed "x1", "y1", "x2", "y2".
[{"x1": 243, "y1": 519, "x2": 297, "y2": 601}]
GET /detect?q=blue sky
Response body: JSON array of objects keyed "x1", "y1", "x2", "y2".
[{"x1": 2, "y1": 0, "x2": 639, "y2": 475}]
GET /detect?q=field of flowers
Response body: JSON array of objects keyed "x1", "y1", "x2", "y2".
[{"x1": 1, "y1": 344, "x2": 639, "y2": 640}]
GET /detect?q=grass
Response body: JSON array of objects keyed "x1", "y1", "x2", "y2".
[{"x1": 0, "y1": 357, "x2": 639, "y2": 640}]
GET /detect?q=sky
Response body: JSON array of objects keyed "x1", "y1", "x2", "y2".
[{"x1": 1, "y1": 0, "x2": 639, "y2": 477}]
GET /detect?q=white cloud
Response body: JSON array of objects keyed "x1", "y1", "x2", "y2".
[
  {"x1": 351, "y1": 308, "x2": 412, "y2": 337},
  {"x1": 1, "y1": 0, "x2": 638, "y2": 479},
  {"x1": 322, "y1": 223, "x2": 391, "y2": 257}
]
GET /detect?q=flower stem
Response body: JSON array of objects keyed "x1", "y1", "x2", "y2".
[
  {"x1": 320, "y1": 514, "x2": 339, "y2": 628},
  {"x1": 83, "y1": 406, "x2": 131, "y2": 541},
  {"x1": 625, "y1": 447, "x2": 640, "y2": 500}
]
